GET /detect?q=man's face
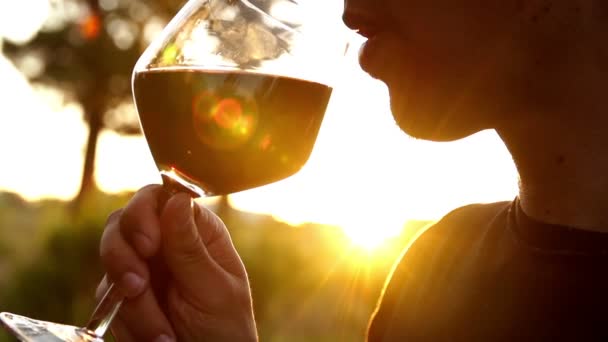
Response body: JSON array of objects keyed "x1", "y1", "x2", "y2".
[{"x1": 343, "y1": 1, "x2": 590, "y2": 141}]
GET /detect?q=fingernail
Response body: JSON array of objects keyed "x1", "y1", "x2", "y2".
[
  {"x1": 133, "y1": 232, "x2": 152, "y2": 256},
  {"x1": 120, "y1": 272, "x2": 145, "y2": 297},
  {"x1": 155, "y1": 334, "x2": 175, "y2": 342}
]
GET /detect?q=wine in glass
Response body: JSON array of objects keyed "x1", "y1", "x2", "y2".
[{"x1": 0, "y1": 0, "x2": 347, "y2": 340}]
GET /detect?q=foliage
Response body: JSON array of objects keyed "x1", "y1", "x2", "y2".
[
  {"x1": 2, "y1": 0, "x2": 185, "y2": 207},
  {"x1": 0, "y1": 191, "x2": 430, "y2": 341}
]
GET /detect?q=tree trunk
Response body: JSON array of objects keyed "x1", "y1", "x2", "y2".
[
  {"x1": 72, "y1": 0, "x2": 104, "y2": 212},
  {"x1": 73, "y1": 109, "x2": 102, "y2": 211}
]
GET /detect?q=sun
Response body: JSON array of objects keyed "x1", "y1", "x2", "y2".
[
  {"x1": 342, "y1": 226, "x2": 392, "y2": 252},
  {"x1": 338, "y1": 215, "x2": 406, "y2": 252}
]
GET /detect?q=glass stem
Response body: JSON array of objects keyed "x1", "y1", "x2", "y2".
[{"x1": 85, "y1": 283, "x2": 123, "y2": 337}]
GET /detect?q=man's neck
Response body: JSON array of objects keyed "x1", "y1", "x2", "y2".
[{"x1": 499, "y1": 116, "x2": 608, "y2": 233}]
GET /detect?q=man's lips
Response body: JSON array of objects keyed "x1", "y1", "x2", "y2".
[
  {"x1": 343, "y1": 10, "x2": 403, "y2": 79},
  {"x1": 358, "y1": 34, "x2": 381, "y2": 73},
  {"x1": 358, "y1": 32, "x2": 406, "y2": 83},
  {"x1": 355, "y1": 26, "x2": 380, "y2": 40},
  {"x1": 342, "y1": 9, "x2": 384, "y2": 39}
]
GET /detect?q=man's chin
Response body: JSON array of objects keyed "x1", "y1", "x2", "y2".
[{"x1": 389, "y1": 92, "x2": 481, "y2": 142}]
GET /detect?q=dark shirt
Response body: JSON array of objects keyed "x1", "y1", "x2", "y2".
[{"x1": 368, "y1": 200, "x2": 608, "y2": 341}]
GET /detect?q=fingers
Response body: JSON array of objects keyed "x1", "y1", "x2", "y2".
[
  {"x1": 100, "y1": 186, "x2": 254, "y2": 341},
  {"x1": 119, "y1": 184, "x2": 167, "y2": 258},
  {"x1": 160, "y1": 194, "x2": 223, "y2": 297},
  {"x1": 193, "y1": 201, "x2": 247, "y2": 279},
  {"x1": 100, "y1": 184, "x2": 169, "y2": 297},
  {"x1": 117, "y1": 286, "x2": 176, "y2": 341},
  {"x1": 100, "y1": 209, "x2": 148, "y2": 298},
  {"x1": 109, "y1": 298, "x2": 176, "y2": 342}
]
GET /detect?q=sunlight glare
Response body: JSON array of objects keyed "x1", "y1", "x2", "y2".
[
  {"x1": 95, "y1": 130, "x2": 161, "y2": 194},
  {"x1": 0, "y1": 57, "x2": 87, "y2": 201},
  {"x1": 0, "y1": 0, "x2": 49, "y2": 44},
  {"x1": 341, "y1": 215, "x2": 405, "y2": 252}
]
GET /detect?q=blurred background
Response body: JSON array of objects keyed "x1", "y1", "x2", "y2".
[{"x1": 0, "y1": 0, "x2": 519, "y2": 340}]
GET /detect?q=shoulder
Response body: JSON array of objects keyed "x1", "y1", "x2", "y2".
[
  {"x1": 367, "y1": 201, "x2": 513, "y2": 341},
  {"x1": 434, "y1": 201, "x2": 513, "y2": 234},
  {"x1": 401, "y1": 201, "x2": 512, "y2": 260}
]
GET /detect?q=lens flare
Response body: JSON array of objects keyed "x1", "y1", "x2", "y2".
[
  {"x1": 192, "y1": 91, "x2": 258, "y2": 149},
  {"x1": 192, "y1": 91, "x2": 219, "y2": 117},
  {"x1": 212, "y1": 98, "x2": 242, "y2": 129}
]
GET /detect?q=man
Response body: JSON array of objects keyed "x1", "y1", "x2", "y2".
[{"x1": 98, "y1": 0, "x2": 608, "y2": 340}]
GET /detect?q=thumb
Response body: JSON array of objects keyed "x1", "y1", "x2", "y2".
[{"x1": 160, "y1": 193, "x2": 222, "y2": 296}]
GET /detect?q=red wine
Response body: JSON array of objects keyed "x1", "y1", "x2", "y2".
[{"x1": 133, "y1": 68, "x2": 332, "y2": 195}]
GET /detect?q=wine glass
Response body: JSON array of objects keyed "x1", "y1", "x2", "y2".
[{"x1": 1, "y1": 0, "x2": 348, "y2": 340}]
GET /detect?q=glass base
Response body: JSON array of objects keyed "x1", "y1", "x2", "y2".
[{"x1": 0, "y1": 313, "x2": 103, "y2": 342}]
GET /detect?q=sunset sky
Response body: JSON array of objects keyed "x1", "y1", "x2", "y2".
[{"x1": 0, "y1": 0, "x2": 519, "y2": 247}]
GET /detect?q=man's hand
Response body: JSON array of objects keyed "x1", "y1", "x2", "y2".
[{"x1": 97, "y1": 185, "x2": 257, "y2": 341}]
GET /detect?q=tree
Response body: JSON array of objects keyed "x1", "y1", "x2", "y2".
[{"x1": 2, "y1": 0, "x2": 184, "y2": 209}]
